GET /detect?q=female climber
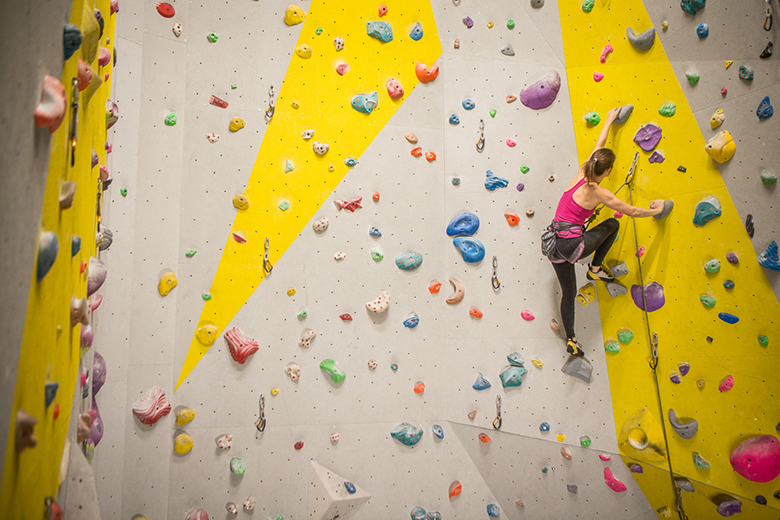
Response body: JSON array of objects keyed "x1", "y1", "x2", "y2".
[{"x1": 549, "y1": 107, "x2": 665, "y2": 357}]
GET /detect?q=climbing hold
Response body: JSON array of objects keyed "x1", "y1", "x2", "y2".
[
  {"x1": 176, "y1": 409, "x2": 196, "y2": 427},
  {"x1": 700, "y1": 295, "x2": 716, "y2": 307},
  {"x1": 405, "y1": 133, "x2": 418, "y2": 144},
  {"x1": 395, "y1": 251, "x2": 423, "y2": 271},
  {"x1": 411, "y1": 507, "x2": 426, "y2": 520},
  {"x1": 659, "y1": 103, "x2": 676, "y2": 116},
  {"x1": 320, "y1": 359, "x2": 346, "y2": 383},
  {"x1": 366, "y1": 290, "x2": 390, "y2": 313},
  {"x1": 172, "y1": 22, "x2": 182, "y2": 37},
  {"x1": 567, "y1": 485, "x2": 578, "y2": 494},
  {"x1": 710, "y1": 109, "x2": 725, "y2": 128},
  {"x1": 633, "y1": 124, "x2": 662, "y2": 151},
  {"x1": 739, "y1": 65, "x2": 754, "y2": 81},
  {"x1": 409, "y1": 22, "x2": 423, "y2": 41},
  {"x1": 312, "y1": 217, "x2": 329, "y2": 233},
  {"x1": 507, "y1": 352, "x2": 525, "y2": 366},
  {"x1": 670, "y1": 372, "x2": 682, "y2": 384},
  {"x1": 229, "y1": 117, "x2": 245, "y2": 132},
  {"x1": 719, "y1": 374, "x2": 734, "y2": 391},
  {"x1": 580, "y1": 436, "x2": 591, "y2": 447},
  {"x1": 723, "y1": 279, "x2": 734, "y2": 289},
  {"x1": 506, "y1": 139, "x2": 516, "y2": 147},
  {"x1": 685, "y1": 70, "x2": 700, "y2": 84},
  {"x1": 287, "y1": 288, "x2": 297, "y2": 297},
  {"x1": 501, "y1": 44, "x2": 515, "y2": 56},
  {"x1": 299, "y1": 330, "x2": 316, "y2": 348},
  {"x1": 445, "y1": 279, "x2": 465, "y2": 304},
  {"x1": 540, "y1": 422, "x2": 550, "y2": 432},
  {"x1": 462, "y1": 16, "x2": 474, "y2": 28},
  {"x1": 759, "y1": 241, "x2": 780, "y2": 271},
  {"x1": 729, "y1": 435, "x2": 780, "y2": 482},
  {"x1": 365, "y1": 20, "x2": 394, "y2": 43},
  {"x1": 479, "y1": 434, "x2": 491, "y2": 444},
  {"x1": 693, "y1": 452, "x2": 710, "y2": 469},
  {"x1": 59, "y1": 180, "x2": 76, "y2": 209},
  {"x1": 351, "y1": 91, "x2": 378, "y2": 114},
  {"x1": 415, "y1": 62, "x2": 439, "y2": 83},
  {"x1": 507, "y1": 19, "x2": 516, "y2": 29},
  {"x1": 448, "y1": 114, "x2": 460, "y2": 125},
  {"x1": 678, "y1": 362, "x2": 691, "y2": 377},
  {"x1": 385, "y1": 78, "x2": 404, "y2": 100},
  {"x1": 745, "y1": 214, "x2": 755, "y2": 238},
  {"x1": 520, "y1": 310, "x2": 535, "y2": 321},
  {"x1": 680, "y1": 0, "x2": 705, "y2": 14},
  {"x1": 600, "y1": 44, "x2": 613, "y2": 63},
  {"x1": 520, "y1": 71, "x2": 561, "y2": 110},
  {"x1": 584, "y1": 112, "x2": 601, "y2": 125},
  {"x1": 725, "y1": 252, "x2": 739, "y2": 265},
  {"x1": 378, "y1": 4, "x2": 388, "y2": 16},
  {"x1": 403, "y1": 313, "x2": 419, "y2": 328},
  {"x1": 206, "y1": 132, "x2": 219, "y2": 143},
  {"x1": 132, "y1": 386, "x2": 171, "y2": 425},
  {"x1": 174, "y1": 433, "x2": 194, "y2": 455},
  {"x1": 35, "y1": 76, "x2": 67, "y2": 133},
  {"x1": 760, "y1": 41, "x2": 773, "y2": 59},
  {"x1": 425, "y1": 151, "x2": 436, "y2": 161},
  {"x1": 504, "y1": 213, "x2": 520, "y2": 226},
  {"x1": 283, "y1": 3, "x2": 306, "y2": 25},
  {"x1": 453, "y1": 237, "x2": 485, "y2": 263},
  {"x1": 232, "y1": 194, "x2": 249, "y2": 211},
  {"x1": 413, "y1": 382, "x2": 425, "y2": 394},
  {"x1": 448, "y1": 480, "x2": 461, "y2": 498},
  {"x1": 206, "y1": 32, "x2": 219, "y2": 43},
  {"x1": 156, "y1": 2, "x2": 175, "y2": 17},
  {"x1": 531, "y1": 0, "x2": 544, "y2": 7},
  {"x1": 705, "y1": 130, "x2": 736, "y2": 163},
  {"x1": 36, "y1": 231, "x2": 58, "y2": 281},
  {"x1": 428, "y1": 281, "x2": 442, "y2": 294},
  {"x1": 604, "y1": 468, "x2": 627, "y2": 492},
  {"x1": 462, "y1": 98, "x2": 475, "y2": 110},
  {"x1": 196, "y1": 324, "x2": 219, "y2": 346},
  {"x1": 582, "y1": 0, "x2": 594, "y2": 12},
  {"x1": 216, "y1": 434, "x2": 232, "y2": 450},
  {"x1": 668, "y1": 409, "x2": 698, "y2": 439},
  {"x1": 332, "y1": 36, "x2": 344, "y2": 52},
  {"x1": 163, "y1": 110, "x2": 177, "y2": 126},
  {"x1": 704, "y1": 259, "x2": 721, "y2": 273},
  {"x1": 472, "y1": 373, "x2": 491, "y2": 390},
  {"x1": 294, "y1": 43, "x2": 312, "y2": 58},
  {"x1": 693, "y1": 196, "x2": 723, "y2": 227},
  {"x1": 369, "y1": 226, "x2": 382, "y2": 238},
  {"x1": 576, "y1": 283, "x2": 596, "y2": 306},
  {"x1": 487, "y1": 504, "x2": 500, "y2": 517},
  {"x1": 334, "y1": 196, "x2": 362, "y2": 211},
  {"x1": 715, "y1": 497, "x2": 743, "y2": 517},
  {"x1": 626, "y1": 26, "x2": 655, "y2": 51},
  {"x1": 339, "y1": 314, "x2": 352, "y2": 321},
  {"x1": 391, "y1": 422, "x2": 423, "y2": 446},
  {"x1": 63, "y1": 23, "x2": 82, "y2": 60},
  {"x1": 696, "y1": 22, "x2": 709, "y2": 38},
  {"x1": 593, "y1": 72, "x2": 604, "y2": 82},
  {"x1": 333, "y1": 251, "x2": 345, "y2": 261},
  {"x1": 469, "y1": 307, "x2": 483, "y2": 319},
  {"x1": 506, "y1": 95, "x2": 517, "y2": 103},
  {"x1": 278, "y1": 200, "x2": 290, "y2": 211},
  {"x1": 721, "y1": 87, "x2": 727, "y2": 95},
  {"x1": 284, "y1": 159, "x2": 294, "y2": 173},
  {"x1": 499, "y1": 366, "x2": 527, "y2": 389},
  {"x1": 761, "y1": 169, "x2": 777, "y2": 184},
  {"x1": 617, "y1": 329, "x2": 634, "y2": 344},
  {"x1": 756, "y1": 96, "x2": 774, "y2": 120},
  {"x1": 561, "y1": 355, "x2": 593, "y2": 383},
  {"x1": 485, "y1": 170, "x2": 509, "y2": 191},
  {"x1": 230, "y1": 457, "x2": 246, "y2": 477},
  {"x1": 605, "y1": 340, "x2": 620, "y2": 353},
  {"x1": 447, "y1": 212, "x2": 480, "y2": 236}
]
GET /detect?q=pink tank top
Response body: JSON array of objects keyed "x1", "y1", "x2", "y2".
[{"x1": 554, "y1": 177, "x2": 595, "y2": 226}]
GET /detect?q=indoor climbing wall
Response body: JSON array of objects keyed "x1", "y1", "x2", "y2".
[{"x1": 87, "y1": 0, "x2": 779, "y2": 519}]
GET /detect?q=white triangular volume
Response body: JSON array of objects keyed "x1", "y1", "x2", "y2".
[{"x1": 308, "y1": 460, "x2": 371, "y2": 520}]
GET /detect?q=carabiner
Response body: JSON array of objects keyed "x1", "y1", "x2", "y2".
[
  {"x1": 255, "y1": 394, "x2": 266, "y2": 432},
  {"x1": 650, "y1": 333, "x2": 659, "y2": 370},
  {"x1": 492, "y1": 395, "x2": 502, "y2": 430},
  {"x1": 263, "y1": 237, "x2": 273, "y2": 274},
  {"x1": 476, "y1": 118, "x2": 485, "y2": 152},
  {"x1": 765, "y1": 0, "x2": 773, "y2": 30},
  {"x1": 69, "y1": 78, "x2": 80, "y2": 167},
  {"x1": 491, "y1": 256, "x2": 500, "y2": 290},
  {"x1": 265, "y1": 85, "x2": 276, "y2": 123}
]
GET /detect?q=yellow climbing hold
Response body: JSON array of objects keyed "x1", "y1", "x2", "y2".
[
  {"x1": 556, "y1": 433, "x2": 566, "y2": 442},
  {"x1": 229, "y1": 117, "x2": 245, "y2": 132},
  {"x1": 576, "y1": 283, "x2": 596, "y2": 306},
  {"x1": 295, "y1": 43, "x2": 312, "y2": 59},
  {"x1": 174, "y1": 432, "x2": 194, "y2": 455},
  {"x1": 618, "y1": 407, "x2": 667, "y2": 463},
  {"x1": 233, "y1": 194, "x2": 249, "y2": 210},
  {"x1": 704, "y1": 130, "x2": 736, "y2": 164},
  {"x1": 284, "y1": 4, "x2": 306, "y2": 25},
  {"x1": 486, "y1": 22, "x2": 494, "y2": 28},
  {"x1": 195, "y1": 324, "x2": 219, "y2": 345},
  {"x1": 175, "y1": 408, "x2": 196, "y2": 426},
  {"x1": 531, "y1": 358, "x2": 544, "y2": 369},
  {"x1": 709, "y1": 108, "x2": 725, "y2": 129},
  {"x1": 291, "y1": 101, "x2": 300, "y2": 109},
  {"x1": 287, "y1": 288, "x2": 296, "y2": 296},
  {"x1": 271, "y1": 387, "x2": 279, "y2": 396},
  {"x1": 724, "y1": 60, "x2": 733, "y2": 69},
  {"x1": 158, "y1": 271, "x2": 178, "y2": 296}
]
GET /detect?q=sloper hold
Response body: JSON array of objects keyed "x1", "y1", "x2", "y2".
[
  {"x1": 446, "y1": 212, "x2": 479, "y2": 236},
  {"x1": 653, "y1": 200, "x2": 674, "y2": 220},
  {"x1": 453, "y1": 237, "x2": 485, "y2": 263},
  {"x1": 561, "y1": 355, "x2": 592, "y2": 383},
  {"x1": 366, "y1": 21, "x2": 393, "y2": 42},
  {"x1": 308, "y1": 460, "x2": 371, "y2": 520},
  {"x1": 693, "y1": 196, "x2": 721, "y2": 226},
  {"x1": 626, "y1": 26, "x2": 655, "y2": 52},
  {"x1": 614, "y1": 105, "x2": 633, "y2": 125},
  {"x1": 758, "y1": 241, "x2": 780, "y2": 271},
  {"x1": 756, "y1": 96, "x2": 774, "y2": 120},
  {"x1": 668, "y1": 409, "x2": 698, "y2": 439},
  {"x1": 704, "y1": 130, "x2": 736, "y2": 163},
  {"x1": 520, "y1": 70, "x2": 561, "y2": 110},
  {"x1": 500, "y1": 44, "x2": 515, "y2": 56},
  {"x1": 680, "y1": 0, "x2": 705, "y2": 15}
]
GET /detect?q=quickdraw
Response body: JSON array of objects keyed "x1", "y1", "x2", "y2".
[
  {"x1": 491, "y1": 256, "x2": 500, "y2": 290},
  {"x1": 263, "y1": 237, "x2": 273, "y2": 274},
  {"x1": 265, "y1": 85, "x2": 275, "y2": 123},
  {"x1": 476, "y1": 118, "x2": 485, "y2": 152}
]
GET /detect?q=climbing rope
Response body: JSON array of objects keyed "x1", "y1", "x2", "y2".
[{"x1": 583, "y1": 151, "x2": 639, "y2": 232}]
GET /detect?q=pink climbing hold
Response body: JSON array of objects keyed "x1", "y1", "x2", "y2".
[
  {"x1": 719, "y1": 374, "x2": 734, "y2": 392},
  {"x1": 614, "y1": 211, "x2": 623, "y2": 218},
  {"x1": 600, "y1": 44, "x2": 614, "y2": 63},
  {"x1": 729, "y1": 435, "x2": 780, "y2": 483},
  {"x1": 224, "y1": 327, "x2": 259, "y2": 364},
  {"x1": 521, "y1": 310, "x2": 535, "y2": 321},
  {"x1": 599, "y1": 454, "x2": 612, "y2": 461},
  {"x1": 721, "y1": 87, "x2": 728, "y2": 95},
  {"x1": 506, "y1": 139, "x2": 517, "y2": 147},
  {"x1": 636, "y1": 246, "x2": 645, "y2": 257},
  {"x1": 593, "y1": 72, "x2": 605, "y2": 82},
  {"x1": 336, "y1": 63, "x2": 348, "y2": 76},
  {"x1": 386, "y1": 78, "x2": 404, "y2": 99},
  {"x1": 603, "y1": 467, "x2": 627, "y2": 492},
  {"x1": 334, "y1": 197, "x2": 362, "y2": 212}
]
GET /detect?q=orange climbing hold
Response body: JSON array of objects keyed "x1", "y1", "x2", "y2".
[
  {"x1": 478, "y1": 433, "x2": 491, "y2": 443},
  {"x1": 561, "y1": 447, "x2": 572, "y2": 460},
  {"x1": 378, "y1": 4, "x2": 388, "y2": 16},
  {"x1": 504, "y1": 212, "x2": 520, "y2": 226},
  {"x1": 428, "y1": 281, "x2": 442, "y2": 293},
  {"x1": 425, "y1": 151, "x2": 436, "y2": 161},
  {"x1": 415, "y1": 62, "x2": 439, "y2": 83},
  {"x1": 414, "y1": 382, "x2": 425, "y2": 394},
  {"x1": 469, "y1": 307, "x2": 483, "y2": 319},
  {"x1": 468, "y1": 410, "x2": 477, "y2": 420},
  {"x1": 411, "y1": 147, "x2": 422, "y2": 157},
  {"x1": 372, "y1": 192, "x2": 380, "y2": 201},
  {"x1": 448, "y1": 481, "x2": 462, "y2": 498}
]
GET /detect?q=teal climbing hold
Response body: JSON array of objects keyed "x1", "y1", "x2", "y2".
[
  {"x1": 693, "y1": 196, "x2": 721, "y2": 226},
  {"x1": 500, "y1": 366, "x2": 527, "y2": 387},
  {"x1": 351, "y1": 91, "x2": 378, "y2": 114},
  {"x1": 391, "y1": 422, "x2": 423, "y2": 446},
  {"x1": 472, "y1": 373, "x2": 491, "y2": 390},
  {"x1": 395, "y1": 251, "x2": 423, "y2": 271},
  {"x1": 367, "y1": 21, "x2": 393, "y2": 42}
]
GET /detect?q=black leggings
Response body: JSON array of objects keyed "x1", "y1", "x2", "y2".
[{"x1": 551, "y1": 218, "x2": 620, "y2": 339}]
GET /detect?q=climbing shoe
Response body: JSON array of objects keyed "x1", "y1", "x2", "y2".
[
  {"x1": 586, "y1": 264, "x2": 615, "y2": 283},
  {"x1": 566, "y1": 338, "x2": 585, "y2": 357}
]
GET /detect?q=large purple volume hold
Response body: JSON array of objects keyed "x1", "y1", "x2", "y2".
[
  {"x1": 92, "y1": 351, "x2": 107, "y2": 396},
  {"x1": 633, "y1": 124, "x2": 663, "y2": 151},
  {"x1": 520, "y1": 71, "x2": 561, "y2": 110},
  {"x1": 631, "y1": 282, "x2": 665, "y2": 312},
  {"x1": 90, "y1": 396, "x2": 104, "y2": 446}
]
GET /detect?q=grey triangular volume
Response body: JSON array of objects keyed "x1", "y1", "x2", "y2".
[
  {"x1": 308, "y1": 460, "x2": 371, "y2": 519},
  {"x1": 501, "y1": 44, "x2": 516, "y2": 56}
]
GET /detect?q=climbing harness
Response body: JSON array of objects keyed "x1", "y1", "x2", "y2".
[
  {"x1": 765, "y1": 0, "x2": 773, "y2": 31},
  {"x1": 69, "y1": 78, "x2": 80, "y2": 167},
  {"x1": 583, "y1": 151, "x2": 638, "y2": 231},
  {"x1": 264, "y1": 85, "x2": 276, "y2": 123},
  {"x1": 492, "y1": 395, "x2": 502, "y2": 430},
  {"x1": 263, "y1": 237, "x2": 273, "y2": 274},
  {"x1": 476, "y1": 118, "x2": 485, "y2": 152},
  {"x1": 255, "y1": 394, "x2": 266, "y2": 432},
  {"x1": 491, "y1": 256, "x2": 501, "y2": 290}
]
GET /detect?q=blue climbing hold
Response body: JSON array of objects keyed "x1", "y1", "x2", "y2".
[
  {"x1": 44, "y1": 381, "x2": 59, "y2": 407},
  {"x1": 410, "y1": 507, "x2": 427, "y2": 520},
  {"x1": 369, "y1": 226, "x2": 382, "y2": 237},
  {"x1": 693, "y1": 196, "x2": 721, "y2": 226},
  {"x1": 395, "y1": 251, "x2": 423, "y2": 271},
  {"x1": 540, "y1": 422, "x2": 550, "y2": 432},
  {"x1": 484, "y1": 170, "x2": 509, "y2": 191},
  {"x1": 344, "y1": 482, "x2": 356, "y2": 494},
  {"x1": 449, "y1": 114, "x2": 460, "y2": 125},
  {"x1": 37, "y1": 231, "x2": 58, "y2": 281},
  {"x1": 409, "y1": 22, "x2": 423, "y2": 41},
  {"x1": 392, "y1": 422, "x2": 423, "y2": 446},
  {"x1": 718, "y1": 312, "x2": 739, "y2": 324},
  {"x1": 507, "y1": 352, "x2": 525, "y2": 367},
  {"x1": 462, "y1": 98, "x2": 475, "y2": 110},
  {"x1": 487, "y1": 504, "x2": 500, "y2": 517},
  {"x1": 723, "y1": 279, "x2": 735, "y2": 289},
  {"x1": 367, "y1": 21, "x2": 393, "y2": 42},
  {"x1": 351, "y1": 91, "x2": 378, "y2": 114},
  {"x1": 344, "y1": 157, "x2": 357, "y2": 167},
  {"x1": 696, "y1": 22, "x2": 709, "y2": 38},
  {"x1": 63, "y1": 24, "x2": 83, "y2": 61},
  {"x1": 758, "y1": 241, "x2": 780, "y2": 271},
  {"x1": 71, "y1": 236, "x2": 81, "y2": 257},
  {"x1": 453, "y1": 237, "x2": 485, "y2": 263},
  {"x1": 757, "y1": 96, "x2": 774, "y2": 120},
  {"x1": 472, "y1": 372, "x2": 491, "y2": 390},
  {"x1": 446, "y1": 212, "x2": 480, "y2": 237},
  {"x1": 500, "y1": 366, "x2": 527, "y2": 388},
  {"x1": 426, "y1": 512, "x2": 442, "y2": 520},
  {"x1": 432, "y1": 424, "x2": 444, "y2": 439},
  {"x1": 403, "y1": 313, "x2": 420, "y2": 328}
]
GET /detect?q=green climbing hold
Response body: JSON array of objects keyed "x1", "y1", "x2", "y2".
[
  {"x1": 507, "y1": 19, "x2": 515, "y2": 29},
  {"x1": 164, "y1": 111, "x2": 177, "y2": 126},
  {"x1": 659, "y1": 103, "x2": 676, "y2": 116},
  {"x1": 760, "y1": 169, "x2": 777, "y2": 184},
  {"x1": 202, "y1": 292, "x2": 212, "y2": 300},
  {"x1": 285, "y1": 159, "x2": 294, "y2": 172},
  {"x1": 520, "y1": 166, "x2": 530, "y2": 173},
  {"x1": 758, "y1": 335, "x2": 769, "y2": 347},
  {"x1": 617, "y1": 329, "x2": 634, "y2": 344},
  {"x1": 320, "y1": 359, "x2": 346, "y2": 383},
  {"x1": 315, "y1": 27, "x2": 323, "y2": 35},
  {"x1": 207, "y1": 32, "x2": 219, "y2": 43},
  {"x1": 582, "y1": 0, "x2": 595, "y2": 12},
  {"x1": 704, "y1": 259, "x2": 721, "y2": 273},
  {"x1": 231, "y1": 84, "x2": 238, "y2": 89},
  {"x1": 580, "y1": 436, "x2": 591, "y2": 447},
  {"x1": 120, "y1": 188, "x2": 128, "y2": 196},
  {"x1": 685, "y1": 71, "x2": 700, "y2": 85},
  {"x1": 185, "y1": 248, "x2": 197, "y2": 257},
  {"x1": 371, "y1": 247, "x2": 384, "y2": 262},
  {"x1": 584, "y1": 111, "x2": 601, "y2": 125},
  {"x1": 230, "y1": 457, "x2": 246, "y2": 476},
  {"x1": 605, "y1": 340, "x2": 620, "y2": 353},
  {"x1": 489, "y1": 109, "x2": 496, "y2": 118},
  {"x1": 279, "y1": 200, "x2": 290, "y2": 211},
  {"x1": 297, "y1": 309, "x2": 308, "y2": 319},
  {"x1": 692, "y1": 452, "x2": 710, "y2": 469},
  {"x1": 699, "y1": 295, "x2": 716, "y2": 307}
]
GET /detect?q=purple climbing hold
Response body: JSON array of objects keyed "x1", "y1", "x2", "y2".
[
  {"x1": 631, "y1": 282, "x2": 665, "y2": 312},
  {"x1": 520, "y1": 71, "x2": 561, "y2": 110},
  {"x1": 629, "y1": 463, "x2": 643, "y2": 473},
  {"x1": 463, "y1": 17, "x2": 474, "y2": 28},
  {"x1": 633, "y1": 124, "x2": 662, "y2": 151},
  {"x1": 670, "y1": 372, "x2": 681, "y2": 384},
  {"x1": 679, "y1": 362, "x2": 690, "y2": 376},
  {"x1": 92, "y1": 352, "x2": 107, "y2": 396},
  {"x1": 716, "y1": 497, "x2": 742, "y2": 517},
  {"x1": 648, "y1": 151, "x2": 665, "y2": 163},
  {"x1": 516, "y1": 183, "x2": 525, "y2": 192},
  {"x1": 726, "y1": 252, "x2": 739, "y2": 265},
  {"x1": 89, "y1": 396, "x2": 104, "y2": 446}
]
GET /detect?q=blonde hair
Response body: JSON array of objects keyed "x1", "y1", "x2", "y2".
[{"x1": 583, "y1": 148, "x2": 616, "y2": 183}]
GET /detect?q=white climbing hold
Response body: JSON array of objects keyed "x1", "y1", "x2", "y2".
[
  {"x1": 366, "y1": 290, "x2": 390, "y2": 313},
  {"x1": 299, "y1": 330, "x2": 316, "y2": 348}
]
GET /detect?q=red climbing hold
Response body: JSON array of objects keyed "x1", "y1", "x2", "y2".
[
  {"x1": 449, "y1": 481, "x2": 462, "y2": 498},
  {"x1": 294, "y1": 441, "x2": 304, "y2": 450},
  {"x1": 339, "y1": 314, "x2": 353, "y2": 321},
  {"x1": 469, "y1": 307, "x2": 483, "y2": 319},
  {"x1": 504, "y1": 212, "x2": 520, "y2": 226},
  {"x1": 156, "y1": 2, "x2": 175, "y2": 18},
  {"x1": 414, "y1": 382, "x2": 425, "y2": 394},
  {"x1": 378, "y1": 4, "x2": 388, "y2": 16},
  {"x1": 428, "y1": 281, "x2": 442, "y2": 293}
]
